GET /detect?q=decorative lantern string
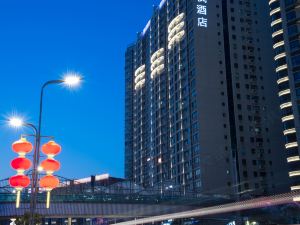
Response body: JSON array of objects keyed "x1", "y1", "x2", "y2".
[
  {"x1": 39, "y1": 141, "x2": 61, "y2": 208},
  {"x1": 9, "y1": 137, "x2": 33, "y2": 208}
]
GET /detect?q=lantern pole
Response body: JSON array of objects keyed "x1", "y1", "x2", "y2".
[
  {"x1": 8, "y1": 74, "x2": 82, "y2": 225},
  {"x1": 22, "y1": 123, "x2": 39, "y2": 225},
  {"x1": 30, "y1": 80, "x2": 64, "y2": 225}
]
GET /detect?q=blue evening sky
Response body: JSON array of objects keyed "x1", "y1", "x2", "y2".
[{"x1": 0, "y1": 0, "x2": 161, "y2": 179}]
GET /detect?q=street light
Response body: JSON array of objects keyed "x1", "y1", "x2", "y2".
[
  {"x1": 7, "y1": 117, "x2": 38, "y2": 210},
  {"x1": 7, "y1": 72, "x2": 83, "y2": 225},
  {"x1": 8, "y1": 117, "x2": 38, "y2": 134},
  {"x1": 8, "y1": 117, "x2": 24, "y2": 128},
  {"x1": 63, "y1": 73, "x2": 82, "y2": 87}
]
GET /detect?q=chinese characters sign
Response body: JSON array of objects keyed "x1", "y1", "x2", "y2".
[{"x1": 197, "y1": 0, "x2": 208, "y2": 28}]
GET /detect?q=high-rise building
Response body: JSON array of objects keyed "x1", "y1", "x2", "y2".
[
  {"x1": 268, "y1": 0, "x2": 300, "y2": 193},
  {"x1": 125, "y1": 0, "x2": 289, "y2": 196}
]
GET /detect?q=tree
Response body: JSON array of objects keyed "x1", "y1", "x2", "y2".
[{"x1": 15, "y1": 212, "x2": 41, "y2": 225}]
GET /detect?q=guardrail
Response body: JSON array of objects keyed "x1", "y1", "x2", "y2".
[{"x1": 0, "y1": 192, "x2": 230, "y2": 206}]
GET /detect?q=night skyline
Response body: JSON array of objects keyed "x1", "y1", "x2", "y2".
[
  {"x1": 0, "y1": 0, "x2": 161, "y2": 179},
  {"x1": 0, "y1": 0, "x2": 300, "y2": 224}
]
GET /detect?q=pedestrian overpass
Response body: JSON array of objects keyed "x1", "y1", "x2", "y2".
[
  {"x1": 2, "y1": 176, "x2": 298, "y2": 225},
  {"x1": 0, "y1": 176, "x2": 231, "y2": 219}
]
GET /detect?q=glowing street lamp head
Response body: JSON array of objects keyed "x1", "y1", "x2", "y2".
[
  {"x1": 38, "y1": 166, "x2": 44, "y2": 172},
  {"x1": 8, "y1": 117, "x2": 24, "y2": 128},
  {"x1": 63, "y1": 72, "x2": 82, "y2": 87}
]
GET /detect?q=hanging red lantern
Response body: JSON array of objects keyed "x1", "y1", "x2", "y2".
[
  {"x1": 10, "y1": 137, "x2": 33, "y2": 208},
  {"x1": 39, "y1": 175, "x2": 59, "y2": 209},
  {"x1": 42, "y1": 141, "x2": 61, "y2": 157},
  {"x1": 9, "y1": 174, "x2": 30, "y2": 208},
  {"x1": 40, "y1": 159, "x2": 60, "y2": 173},
  {"x1": 39, "y1": 175, "x2": 59, "y2": 190},
  {"x1": 11, "y1": 157, "x2": 32, "y2": 171},
  {"x1": 40, "y1": 140, "x2": 61, "y2": 209},
  {"x1": 12, "y1": 138, "x2": 33, "y2": 155},
  {"x1": 9, "y1": 175, "x2": 30, "y2": 189}
]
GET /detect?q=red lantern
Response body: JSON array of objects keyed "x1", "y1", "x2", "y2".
[
  {"x1": 42, "y1": 141, "x2": 61, "y2": 157},
  {"x1": 10, "y1": 137, "x2": 33, "y2": 208},
  {"x1": 11, "y1": 157, "x2": 32, "y2": 171},
  {"x1": 40, "y1": 159, "x2": 60, "y2": 172},
  {"x1": 12, "y1": 138, "x2": 33, "y2": 155},
  {"x1": 40, "y1": 140, "x2": 61, "y2": 209},
  {"x1": 39, "y1": 175, "x2": 59, "y2": 190},
  {"x1": 9, "y1": 175, "x2": 30, "y2": 189}
]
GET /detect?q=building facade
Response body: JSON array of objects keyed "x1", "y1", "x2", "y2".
[
  {"x1": 268, "y1": 0, "x2": 300, "y2": 195},
  {"x1": 125, "y1": 0, "x2": 289, "y2": 196},
  {"x1": 125, "y1": 45, "x2": 135, "y2": 180}
]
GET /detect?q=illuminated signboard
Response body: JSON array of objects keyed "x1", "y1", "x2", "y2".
[
  {"x1": 197, "y1": 0, "x2": 208, "y2": 28},
  {"x1": 227, "y1": 221, "x2": 236, "y2": 225}
]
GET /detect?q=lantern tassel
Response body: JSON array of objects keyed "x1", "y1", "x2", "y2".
[
  {"x1": 46, "y1": 191, "x2": 51, "y2": 209},
  {"x1": 16, "y1": 190, "x2": 21, "y2": 208}
]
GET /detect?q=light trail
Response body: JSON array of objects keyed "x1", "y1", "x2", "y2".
[{"x1": 113, "y1": 191, "x2": 300, "y2": 225}]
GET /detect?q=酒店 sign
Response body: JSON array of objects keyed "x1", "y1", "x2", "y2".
[{"x1": 197, "y1": 0, "x2": 208, "y2": 27}]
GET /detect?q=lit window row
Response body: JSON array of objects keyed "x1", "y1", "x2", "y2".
[
  {"x1": 277, "y1": 76, "x2": 289, "y2": 84},
  {"x1": 151, "y1": 48, "x2": 164, "y2": 63},
  {"x1": 269, "y1": 0, "x2": 300, "y2": 191},
  {"x1": 276, "y1": 64, "x2": 288, "y2": 72},
  {"x1": 271, "y1": 18, "x2": 282, "y2": 27},
  {"x1": 168, "y1": 13, "x2": 185, "y2": 49},
  {"x1": 289, "y1": 170, "x2": 300, "y2": 177},
  {"x1": 274, "y1": 52, "x2": 286, "y2": 61},
  {"x1": 151, "y1": 48, "x2": 165, "y2": 79},
  {"x1": 168, "y1": 31, "x2": 185, "y2": 49},
  {"x1": 284, "y1": 128, "x2": 296, "y2": 135},
  {"x1": 272, "y1": 29, "x2": 283, "y2": 38},
  {"x1": 280, "y1": 102, "x2": 292, "y2": 109},
  {"x1": 151, "y1": 56, "x2": 164, "y2": 70},
  {"x1": 278, "y1": 89, "x2": 290, "y2": 97},
  {"x1": 273, "y1": 41, "x2": 285, "y2": 49},
  {"x1": 168, "y1": 22, "x2": 184, "y2": 42},
  {"x1": 134, "y1": 65, "x2": 146, "y2": 90},
  {"x1": 287, "y1": 156, "x2": 300, "y2": 163},
  {"x1": 168, "y1": 13, "x2": 185, "y2": 33},
  {"x1": 285, "y1": 142, "x2": 298, "y2": 149},
  {"x1": 282, "y1": 115, "x2": 294, "y2": 122},
  {"x1": 151, "y1": 64, "x2": 165, "y2": 79},
  {"x1": 135, "y1": 79, "x2": 145, "y2": 90},
  {"x1": 291, "y1": 185, "x2": 300, "y2": 191},
  {"x1": 134, "y1": 72, "x2": 145, "y2": 84},
  {"x1": 270, "y1": 7, "x2": 281, "y2": 16},
  {"x1": 269, "y1": 0, "x2": 278, "y2": 5},
  {"x1": 135, "y1": 65, "x2": 145, "y2": 77}
]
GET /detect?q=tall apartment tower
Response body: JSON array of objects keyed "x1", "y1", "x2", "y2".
[
  {"x1": 268, "y1": 0, "x2": 300, "y2": 193},
  {"x1": 125, "y1": 0, "x2": 289, "y2": 196}
]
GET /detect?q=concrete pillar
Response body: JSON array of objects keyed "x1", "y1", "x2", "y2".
[{"x1": 68, "y1": 218, "x2": 72, "y2": 225}]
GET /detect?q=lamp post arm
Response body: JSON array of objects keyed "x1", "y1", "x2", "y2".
[
  {"x1": 24, "y1": 123, "x2": 38, "y2": 135},
  {"x1": 36, "y1": 80, "x2": 63, "y2": 164},
  {"x1": 38, "y1": 80, "x2": 64, "y2": 132}
]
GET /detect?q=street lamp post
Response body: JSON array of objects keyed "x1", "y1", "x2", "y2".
[
  {"x1": 9, "y1": 119, "x2": 39, "y2": 208},
  {"x1": 8, "y1": 73, "x2": 82, "y2": 225}
]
